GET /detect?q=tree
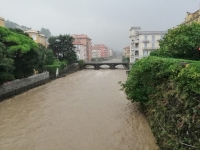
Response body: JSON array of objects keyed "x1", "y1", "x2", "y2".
[
  {"x1": 8, "y1": 28, "x2": 30, "y2": 37},
  {"x1": 48, "y1": 34, "x2": 77, "y2": 63},
  {"x1": 0, "y1": 42, "x2": 15, "y2": 85},
  {"x1": 122, "y1": 56, "x2": 130, "y2": 62},
  {"x1": 151, "y1": 23, "x2": 200, "y2": 60},
  {"x1": 0, "y1": 27, "x2": 38, "y2": 78}
]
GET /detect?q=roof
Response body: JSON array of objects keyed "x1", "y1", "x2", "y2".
[
  {"x1": 71, "y1": 34, "x2": 91, "y2": 40},
  {"x1": 73, "y1": 41, "x2": 85, "y2": 45},
  {"x1": 130, "y1": 27, "x2": 141, "y2": 31},
  {"x1": 0, "y1": 17, "x2": 5, "y2": 21},
  {"x1": 123, "y1": 46, "x2": 130, "y2": 49},
  {"x1": 25, "y1": 30, "x2": 40, "y2": 34}
]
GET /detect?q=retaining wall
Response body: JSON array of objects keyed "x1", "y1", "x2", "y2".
[
  {"x1": 0, "y1": 63, "x2": 79, "y2": 102},
  {"x1": 0, "y1": 72, "x2": 49, "y2": 102}
]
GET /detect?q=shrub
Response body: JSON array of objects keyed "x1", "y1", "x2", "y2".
[
  {"x1": 122, "y1": 56, "x2": 200, "y2": 149},
  {"x1": 44, "y1": 59, "x2": 67, "y2": 74},
  {"x1": 78, "y1": 60, "x2": 85, "y2": 70},
  {"x1": 44, "y1": 65, "x2": 61, "y2": 74},
  {"x1": 154, "y1": 23, "x2": 200, "y2": 60}
]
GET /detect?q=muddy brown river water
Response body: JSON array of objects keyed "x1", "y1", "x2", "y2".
[{"x1": 0, "y1": 68, "x2": 157, "y2": 150}]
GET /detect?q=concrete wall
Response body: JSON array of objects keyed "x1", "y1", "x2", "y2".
[
  {"x1": 0, "y1": 72, "x2": 49, "y2": 101},
  {"x1": 0, "y1": 63, "x2": 80, "y2": 102}
]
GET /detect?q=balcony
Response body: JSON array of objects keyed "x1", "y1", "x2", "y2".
[
  {"x1": 143, "y1": 47, "x2": 159, "y2": 51},
  {"x1": 143, "y1": 40, "x2": 149, "y2": 43}
]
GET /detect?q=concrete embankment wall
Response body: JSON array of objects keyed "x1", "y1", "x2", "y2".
[{"x1": 0, "y1": 63, "x2": 79, "y2": 102}]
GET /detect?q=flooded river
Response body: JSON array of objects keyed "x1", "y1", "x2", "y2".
[{"x1": 0, "y1": 67, "x2": 157, "y2": 150}]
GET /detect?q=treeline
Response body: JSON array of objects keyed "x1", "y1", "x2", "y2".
[
  {"x1": 5, "y1": 20, "x2": 51, "y2": 38},
  {"x1": 0, "y1": 27, "x2": 77, "y2": 85},
  {"x1": 122, "y1": 23, "x2": 200, "y2": 149}
]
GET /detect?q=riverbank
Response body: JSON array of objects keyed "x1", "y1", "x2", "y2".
[{"x1": 0, "y1": 63, "x2": 79, "y2": 102}]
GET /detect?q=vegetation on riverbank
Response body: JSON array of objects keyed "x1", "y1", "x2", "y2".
[
  {"x1": 0, "y1": 27, "x2": 77, "y2": 85},
  {"x1": 122, "y1": 23, "x2": 200, "y2": 149}
]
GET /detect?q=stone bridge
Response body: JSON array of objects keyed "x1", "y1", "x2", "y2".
[{"x1": 84, "y1": 62, "x2": 129, "y2": 70}]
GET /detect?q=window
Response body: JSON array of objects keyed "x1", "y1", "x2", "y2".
[
  {"x1": 152, "y1": 35, "x2": 155, "y2": 41},
  {"x1": 135, "y1": 43, "x2": 139, "y2": 48},
  {"x1": 144, "y1": 43, "x2": 147, "y2": 48},
  {"x1": 32, "y1": 34, "x2": 36, "y2": 40},
  {"x1": 143, "y1": 50, "x2": 148, "y2": 56},
  {"x1": 152, "y1": 43, "x2": 155, "y2": 48},
  {"x1": 145, "y1": 35, "x2": 148, "y2": 40},
  {"x1": 160, "y1": 35, "x2": 164, "y2": 39},
  {"x1": 135, "y1": 51, "x2": 139, "y2": 55}
]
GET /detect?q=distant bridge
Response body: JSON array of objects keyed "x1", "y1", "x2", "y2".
[{"x1": 84, "y1": 62, "x2": 129, "y2": 70}]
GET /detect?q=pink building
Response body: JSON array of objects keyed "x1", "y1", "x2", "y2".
[
  {"x1": 92, "y1": 44, "x2": 109, "y2": 58},
  {"x1": 72, "y1": 34, "x2": 92, "y2": 61}
]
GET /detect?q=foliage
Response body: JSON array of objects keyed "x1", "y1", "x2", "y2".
[
  {"x1": 122, "y1": 56, "x2": 130, "y2": 62},
  {"x1": 48, "y1": 34, "x2": 77, "y2": 63},
  {"x1": 8, "y1": 28, "x2": 30, "y2": 37},
  {"x1": 0, "y1": 42, "x2": 15, "y2": 85},
  {"x1": 78, "y1": 60, "x2": 85, "y2": 70},
  {"x1": 0, "y1": 26, "x2": 38, "y2": 55},
  {"x1": 45, "y1": 48, "x2": 55, "y2": 65},
  {"x1": 151, "y1": 23, "x2": 200, "y2": 60},
  {"x1": 40, "y1": 28, "x2": 51, "y2": 38},
  {"x1": 0, "y1": 27, "x2": 47, "y2": 80},
  {"x1": 44, "y1": 65, "x2": 61, "y2": 74},
  {"x1": 44, "y1": 59, "x2": 67, "y2": 74},
  {"x1": 53, "y1": 59, "x2": 67, "y2": 70},
  {"x1": 121, "y1": 56, "x2": 200, "y2": 149}
]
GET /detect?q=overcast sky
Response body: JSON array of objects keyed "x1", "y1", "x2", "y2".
[{"x1": 1, "y1": 0, "x2": 200, "y2": 51}]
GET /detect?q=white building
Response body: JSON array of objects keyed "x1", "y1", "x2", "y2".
[
  {"x1": 109, "y1": 49, "x2": 113, "y2": 57},
  {"x1": 129, "y1": 27, "x2": 166, "y2": 63},
  {"x1": 74, "y1": 44, "x2": 87, "y2": 61}
]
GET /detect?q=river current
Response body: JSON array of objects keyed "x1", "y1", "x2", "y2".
[{"x1": 0, "y1": 67, "x2": 157, "y2": 150}]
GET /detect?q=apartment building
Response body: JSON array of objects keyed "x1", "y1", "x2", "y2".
[
  {"x1": 129, "y1": 27, "x2": 166, "y2": 63},
  {"x1": 72, "y1": 34, "x2": 92, "y2": 61},
  {"x1": 123, "y1": 46, "x2": 130, "y2": 58},
  {"x1": 92, "y1": 44, "x2": 109, "y2": 58},
  {"x1": 109, "y1": 49, "x2": 113, "y2": 57},
  {"x1": 25, "y1": 30, "x2": 47, "y2": 47},
  {"x1": 0, "y1": 17, "x2": 5, "y2": 27},
  {"x1": 91, "y1": 49, "x2": 101, "y2": 59},
  {"x1": 73, "y1": 42, "x2": 87, "y2": 61},
  {"x1": 182, "y1": 7, "x2": 200, "y2": 25}
]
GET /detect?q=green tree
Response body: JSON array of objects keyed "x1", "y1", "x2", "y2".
[
  {"x1": 0, "y1": 42, "x2": 15, "y2": 85},
  {"x1": 0, "y1": 27, "x2": 38, "y2": 78},
  {"x1": 122, "y1": 56, "x2": 130, "y2": 62},
  {"x1": 8, "y1": 28, "x2": 30, "y2": 37},
  {"x1": 151, "y1": 23, "x2": 200, "y2": 60},
  {"x1": 48, "y1": 34, "x2": 77, "y2": 64}
]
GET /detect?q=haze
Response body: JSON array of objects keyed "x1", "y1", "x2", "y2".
[{"x1": 1, "y1": 0, "x2": 199, "y2": 51}]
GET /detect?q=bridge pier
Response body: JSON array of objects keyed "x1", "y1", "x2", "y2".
[{"x1": 110, "y1": 64, "x2": 115, "y2": 69}]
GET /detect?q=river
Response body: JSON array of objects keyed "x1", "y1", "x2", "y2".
[{"x1": 0, "y1": 64, "x2": 157, "y2": 150}]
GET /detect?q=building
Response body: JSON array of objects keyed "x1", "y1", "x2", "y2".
[
  {"x1": 91, "y1": 49, "x2": 101, "y2": 59},
  {"x1": 72, "y1": 34, "x2": 92, "y2": 61},
  {"x1": 182, "y1": 7, "x2": 200, "y2": 25},
  {"x1": 109, "y1": 49, "x2": 113, "y2": 57},
  {"x1": 123, "y1": 46, "x2": 130, "y2": 58},
  {"x1": 92, "y1": 44, "x2": 109, "y2": 58},
  {"x1": 129, "y1": 27, "x2": 166, "y2": 63},
  {"x1": 25, "y1": 30, "x2": 47, "y2": 47},
  {"x1": 73, "y1": 41, "x2": 87, "y2": 61},
  {"x1": 0, "y1": 17, "x2": 5, "y2": 27}
]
